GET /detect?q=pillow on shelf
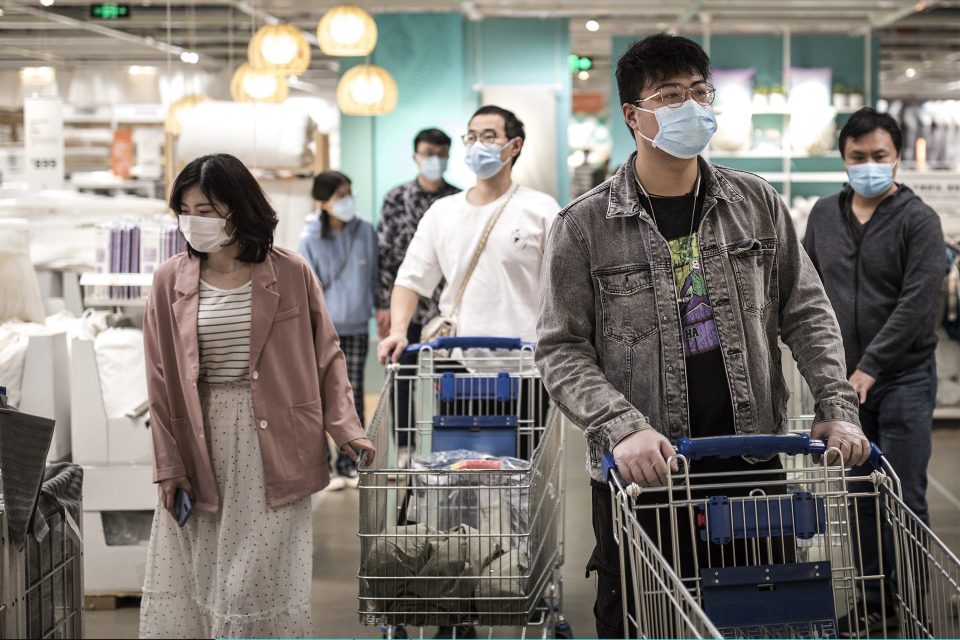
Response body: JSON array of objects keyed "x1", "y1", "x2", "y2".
[{"x1": 710, "y1": 68, "x2": 755, "y2": 153}]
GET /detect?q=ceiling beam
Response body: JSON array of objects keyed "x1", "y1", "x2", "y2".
[{"x1": 6, "y1": 2, "x2": 221, "y2": 67}]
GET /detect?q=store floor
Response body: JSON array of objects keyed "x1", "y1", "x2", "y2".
[{"x1": 85, "y1": 424, "x2": 960, "y2": 640}]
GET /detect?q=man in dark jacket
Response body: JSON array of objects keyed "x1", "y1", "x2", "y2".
[{"x1": 804, "y1": 107, "x2": 944, "y2": 636}]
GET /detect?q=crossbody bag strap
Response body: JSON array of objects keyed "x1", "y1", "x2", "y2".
[{"x1": 448, "y1": 183, "x2": 519, "y2": 319}]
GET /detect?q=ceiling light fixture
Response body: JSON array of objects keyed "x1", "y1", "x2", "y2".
[
  {"x1": 585, "y1": 20, "x2": 599, "y2": 32},
  {"x1": 231, "y1": 63, "x2": 289, "y2": 102},
  {"x1": 317, "y1": 5, "x2": 377, "y2": 57},
  {"x1": 20, "y1": 66, "x2": 56, "y2": 83},
  {"x1": 578, "y1": 70, "x2": 590, "y2": 81},
  {"x1": 905, "y1": 67, "x2": 917, "y2": 78},
  {"x1": 336, "y1": 64, "x2": 397, "y2": 116},
  {"x1": 129, "y1": 65, "x2": 158, "y2": 76},
  {"x1": 165, "y1": 94, "x2": 210, "y2": 135},
  {"x1": 40, "y1": 0, "x2": 55, "y2": 6},
  {"x1": 180, "y1": 51, "x2": 199, "y2": 64},
  {"x1": 248, "y1": 23, "x2": 310, "y2": 75}
]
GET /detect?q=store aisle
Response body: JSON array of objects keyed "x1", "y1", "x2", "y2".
[{"x1": 84, "y1": 424, "x2": 960, "y2": 639}]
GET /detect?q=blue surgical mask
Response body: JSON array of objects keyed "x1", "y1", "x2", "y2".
[
  {"x1": 465, "y1": 141, "x2": 508, "y2": 179},
  {"x1": 847, "y1": 162, "x2": 896, "y2": 198},
  {"x1": 330, "y1": 195, "x2": 356, "y2": 222},
  {"x1": 633, "y1": 99, "x2": 718, "y2": 159},
  {"x1": 418, "y1": 155, "x2": 447, "y2": 182}
]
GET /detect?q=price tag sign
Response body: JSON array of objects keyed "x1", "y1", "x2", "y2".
[{"x1": 24, "y1": 96, "x2": 65, "y2": 190}]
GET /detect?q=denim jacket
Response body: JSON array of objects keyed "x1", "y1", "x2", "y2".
[{"x1": 536, "y1": 154, "x2": 860, "y2": 482}]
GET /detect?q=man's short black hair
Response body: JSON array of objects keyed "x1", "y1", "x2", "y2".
[
  {"x1": 470, "y1": 104, "x2": 525, "y2": 165},
  {"x1": 171, "y1": 154, "x2": 278, "y2": 263},
  {"x1": 413, "y1": 128, "x2": 452, "y2": 152},
  {"x1": 616, "y1": 33, "x2": 711, "y2": 107},
  {"x1": 839, "y1": 107, "x2": 903, "y2": 158}
]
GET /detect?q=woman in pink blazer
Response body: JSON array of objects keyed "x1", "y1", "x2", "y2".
[{"x1": 138, "y1": 154, "x2": 375, "y2": 639}]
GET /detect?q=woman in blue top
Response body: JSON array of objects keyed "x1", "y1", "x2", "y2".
[{"x1": 298, "y1": 170, "x2": 377, "y2": 483}]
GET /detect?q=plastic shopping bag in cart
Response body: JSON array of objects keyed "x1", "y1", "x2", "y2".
[{"x1": 402, "y1": 450, "x2": 530, "y2": 551}]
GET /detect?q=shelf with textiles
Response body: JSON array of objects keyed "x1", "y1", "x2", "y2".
[
  {"x1": 757, "y1": 172, "x2": 848, "y2": 184},
  {"x1": 79, "y1": 272, "x2": 153, "y2": 308},
  {"x1": 79, "y1": 273, "x2": 154, "y2": 287},
  {"x1": 710, "y1": 150, "x2": 841, "y2": 159},
  {"x1": 717, "y1": 106, "x2": 862, "y2": 117}
]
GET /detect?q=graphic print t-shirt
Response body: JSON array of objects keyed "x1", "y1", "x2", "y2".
[{"x1": 637, "y1": 183, "x2": 735, "y2": 439}]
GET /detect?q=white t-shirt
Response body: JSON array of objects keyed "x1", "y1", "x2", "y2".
[{"x1": 395, "y1": 184, "x2": 560, "y2": 343}]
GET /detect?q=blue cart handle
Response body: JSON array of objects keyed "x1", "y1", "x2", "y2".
[
  {"x1": 602, "y1": 434, "x2": 884, "y2": 482},
  {"x1": 676, "y1": 434, "x2": 884, "y2": 469},
  {"x1": 405, "y1": 336, "x2": 534, "y2": 354}
]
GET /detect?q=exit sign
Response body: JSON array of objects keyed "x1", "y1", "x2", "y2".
[{"x1": 90, "y1": 3, "x2": 131, "y2": 19}]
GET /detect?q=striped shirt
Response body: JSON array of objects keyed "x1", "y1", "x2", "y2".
[{"x1": 197, "y1": 279, "x2": 252, "y2": 384}]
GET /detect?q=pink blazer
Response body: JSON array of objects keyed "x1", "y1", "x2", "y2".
[{"x1": 143, "y1": 247, "x2": 365, "y2": 512}]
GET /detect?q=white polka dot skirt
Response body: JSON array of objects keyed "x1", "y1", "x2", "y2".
[{"x1": 139, "y1": 383, "x2": 314, "y2": 639}]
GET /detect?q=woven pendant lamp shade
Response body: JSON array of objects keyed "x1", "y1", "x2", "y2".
[
  {"x1": 165, "y1": 94, "x2": 210, "y2": 135},
  {"x1": 317, "y1": 5, "x2": 377, "y2": 57},
  {"x1": 336, "y1": 64, "x2": 397, "y2": 116},
  {"x1": 248, "y1": 23, "x2": 310, "y2": 75},
  {"x1": 230, "y1": 64, "x2": 289, "y2": 103}
]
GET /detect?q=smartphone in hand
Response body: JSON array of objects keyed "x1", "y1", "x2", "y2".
[{"x1": 175, "y1": 488, "x2": 193, "y2": 528}]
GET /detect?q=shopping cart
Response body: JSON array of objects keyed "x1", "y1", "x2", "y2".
[
  {"x1": 358, "y1": 337, "x2": 570, "y2": 639},
  {"x1": 603, "y1": 433, "x2": 960, "y2": 639},
  {"x1": 1, "y1": 496, "x2": 84, "y2": 639}
]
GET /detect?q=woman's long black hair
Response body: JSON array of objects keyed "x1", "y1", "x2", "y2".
[
  {"x1": 312, "y1": 170, "x2": 352, "y2": 239},
  {"x1": 170, "y1": 154, "x2": 279, "y2": 263}
]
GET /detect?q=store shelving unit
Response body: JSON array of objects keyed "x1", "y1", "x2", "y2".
[
  {"x1": 701, "y1": 30, "x2": 875, "y2": 203},
  {"x1": 79, "y1": 272, "x2": 153, "y2": 308}
]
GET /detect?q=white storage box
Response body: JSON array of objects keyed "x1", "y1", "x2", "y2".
[
  {"x1": 82, "y1": 465, "x2": 155, "y2": 594},
  {"x1": 70, "y1": 338, "x2": 151, "y2": 466}
]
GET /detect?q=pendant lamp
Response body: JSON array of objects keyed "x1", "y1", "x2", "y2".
[
  {"x1": 165, "y1": 94, "x2": 210, "y2": 135},
  {"x1": 336, "y1": 64, "x2": 397, "y2": 116},
  {"x1": 317, "y1": 5, "x2": 377, "y2": 57},
  {"x1": 248, "y1": 23, "x2": 310, "y2": 75},
  {"x1": 230, "y1": 64, "x2": 289, "y2": 103}
]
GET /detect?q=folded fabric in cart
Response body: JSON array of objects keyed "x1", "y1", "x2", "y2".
[
  {"x1": 31, "y1": 462, "x2": 83, "y2": 544},
  {"x1": 474, "y1": 548, "x2": 528, "y2": 614},
  {"x1": 365, "y1": 523, "x2": 437, "y2": 590},
  {"x1": 365, "y1": 523, "x2": 518, "y2": 625}
]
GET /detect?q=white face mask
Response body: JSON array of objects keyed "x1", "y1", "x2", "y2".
[
  {"x1": 179, "y1": 215, "x2": 232, "y2": 253},
  {"x1": 330, "y1": 195, "x2": 356, "y2": 222},
  {"x1": 418, "y1": 155, "x2": 447, "y2": 182},
  {"x1": 465, "y1": 141, "x2": 510, "y2": 179}
]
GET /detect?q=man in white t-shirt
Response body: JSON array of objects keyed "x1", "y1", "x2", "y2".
[{"x1": 377, "y1": 105, "x2": 560, "y2": 363}]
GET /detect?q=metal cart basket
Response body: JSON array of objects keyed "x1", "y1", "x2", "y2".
[
  {"x1": 604, "y1": 434, "x2": 960, "y2": 639},
  {"x1": 1, "y1": 497, "x2": 84, "y2": 639},
  {"x1": 358, "y1": 337, "x2": 569, "y2": 639}
]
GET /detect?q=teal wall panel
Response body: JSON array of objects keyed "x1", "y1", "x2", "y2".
[
  {"x1": 340, "y1": 13, "x2": 472, "y2": 222},
  {"x1": 710, "y1": 34, "x2": 783, "y2": 88},
  {"x1": 468, "y1": 18, "x2": 572, "y2": 204}
]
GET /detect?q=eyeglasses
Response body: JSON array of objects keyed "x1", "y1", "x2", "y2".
[
  {"x1": 461, "y1": 131, "x2": 501, "y2": 146},
  {"x1": 634, "y1": 83, "x2": 716, "y2": 109}
]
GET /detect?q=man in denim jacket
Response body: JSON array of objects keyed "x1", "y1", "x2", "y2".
[{"x1": 536, "y1": 34, "x2": 870, "y2": 637}]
